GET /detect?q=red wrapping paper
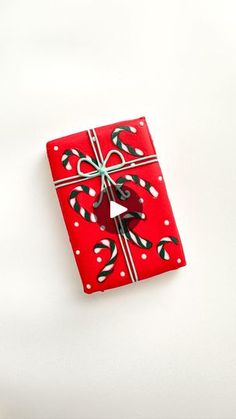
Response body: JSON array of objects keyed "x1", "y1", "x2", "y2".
[{"x1": 46, "y1": 116, "x2": 186, "y2": 293}]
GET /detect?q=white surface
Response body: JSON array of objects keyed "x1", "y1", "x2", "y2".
[
  {"x1": 0, "y1": 1, "x2": 236, "y2": 418},
  {"x1": 110, "y1": 201, "x2": 127, "y2": 218}
]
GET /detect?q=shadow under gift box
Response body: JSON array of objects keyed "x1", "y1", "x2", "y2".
[{"x1": 46, "y1": 116, "x2": 186, "y2": 294}]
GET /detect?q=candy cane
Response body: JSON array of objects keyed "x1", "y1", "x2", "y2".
[
  {"x1": 120, "y1": 212, "x2": 152, "y2": 249},
  {"x1": 93, "y1": 239, "x2": 118, "y2": 282},
  {"x1": 116, "y1": 174, "x2": 158, "y2": 199},
  {"x1": 62, "y1": 148, "x2": 97, "y2": 170},
  {"x1": 157, "y1": 236, "x2": 179, "y2": 260},
  {"x1": 111, "y1": 126, "x2": 144, "y2": 157},
  {"x1": 69, "y1": 185, "x2": 97, "y2": 223}
]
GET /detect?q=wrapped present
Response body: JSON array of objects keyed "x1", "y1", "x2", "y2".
[{"x1": 46, "y1": 116, "x2": 186, "y2": 294}]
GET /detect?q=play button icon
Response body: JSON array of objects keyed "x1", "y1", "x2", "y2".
[
  {"x1": 110, "y1": 201, "x2": 128, "y2": 218},
  {"x1": 94, "y1": 184, "x2": 143, "y2": 235}
]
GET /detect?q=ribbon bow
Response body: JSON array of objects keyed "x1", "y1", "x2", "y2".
[{"x1": 77, "y1": 149, "x2": 129, "y2": 208}]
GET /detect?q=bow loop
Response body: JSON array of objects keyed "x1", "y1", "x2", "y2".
[{"x1": 77, "y1": 157, "x2": 100, "y2": 178}]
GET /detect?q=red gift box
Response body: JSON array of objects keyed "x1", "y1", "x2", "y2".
[{"x1": 46, "y1": 116, "x2": 186, "y2": 293}]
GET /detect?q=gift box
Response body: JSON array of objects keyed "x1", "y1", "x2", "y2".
[{"x1": 46, "y1": 116, "x2": 186, "y2": 294}]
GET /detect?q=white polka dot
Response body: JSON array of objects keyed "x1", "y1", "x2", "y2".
[
  {"x1": 158, "y1": 176, "x2": 163, "y2": 181},
  {"x1": 54, "y1": 145, "x2": 59, "y2": 151},
  {"x1": 164, "y1": 220, "x2": 170, "y2": 226},
  {"x1": 177, "y1": 258, "x2": 182, "y2": 264},
  {"x1": 130, "y1": 162, "x2": 135, "y2": 167},
  {"x1": 100, "y1": 225, "x2": 105, "y2": 231},
  {"x1": 139, "y1": 121, "x2": 144, "y2": 126},
  {"x1": 97, "y1": 257, "x2": 102, "y2": 263},
  {"x1": 120, "y1": 271, "x2": 125, "y2": 277},
  {"x1": 139, "y1": 198, "x2": 144, "y2": 204},
  {"x1": 86, "y1": 284, "x2": 91, "y2": 289},
  {"x1": 74, "y1": 222, "x2": 79, "y2": 227},
  {"x1": 75, "y1": 250, "x2": 80, "y2": 255},
  {"x1": 141, "y1": 253, "x2": 147, "y2": 260}
]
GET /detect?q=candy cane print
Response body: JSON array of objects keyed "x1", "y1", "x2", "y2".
[
  {"x1": 62, "y1": 148, "x2": 97, "y2": 170},
  {"x1": 93, "y1": 239, "x2": 118, "y2": 282},
  {"x1": 69, "y1": 185, "x2": 97, "y2": 223},
  {"x1": 111, "y1": 126, "x2": 144, "y2": 157},
  {"x1": 116, "y1": 174, "x2": 158, "y2": 200},
  {"x1": 120, "y1": 212, "x2": 152, "y2": 249},
  {"x1": 157, "y1": 236, "x2": 179, "y2": 260}
]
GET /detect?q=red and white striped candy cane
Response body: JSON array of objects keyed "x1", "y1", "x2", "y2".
[
  {"x1": 69, "y1": 185, "x2": 97, "y2": 223},
  {"x1": 116, "y1": 174, "x2": 158, "y2": 200},
  {"x1": 157, "y1": 236, "x2": 179, "y2": 260},
  {"x1": 93, "y1": 239, "x2": 118, "y2": 282},
  {"x1": 120, "y1": 212, "x2": 152, "y2": 249},
  {"x1": 111, "y1": 126, "x2": 144, "y2": 157},
  {"x1": 62, "y1": 148, "x2": 97, "y2": 171}
]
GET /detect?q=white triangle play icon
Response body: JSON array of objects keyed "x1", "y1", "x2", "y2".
[{"x1": 110, "y1": 201, "x2": 128, "y2": 218}]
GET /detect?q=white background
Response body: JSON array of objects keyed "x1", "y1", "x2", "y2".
[{"x1": 0, "y1": 0, "x2": 236, "y2": 418}]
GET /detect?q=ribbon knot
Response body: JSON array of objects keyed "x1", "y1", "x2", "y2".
[{"x1": 77, "y1": 149, "x2": 129, "y2": 208}]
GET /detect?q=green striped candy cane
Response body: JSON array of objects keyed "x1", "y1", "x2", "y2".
[
  {"x1": 62, "y1": 148, "x2": 97, "y2": 170},
  {"x1": 69, "y1": 185, "x2": 97, "y2": 223},
  {"x1": 116, "y1": 174, "x2": 158, "y2": 200},
  {"x1": 93, "y1": 239, "x2": 118, "y2": 282},
  {"x1": 120, "y1": 212, "x2": 152, "y2": 249},
  {"x1": 157, "y1": 236, "x2": 179, "y2": 260},
  {"x1": 111, "y1": 126, "x2": 144, "y2": 157}
]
